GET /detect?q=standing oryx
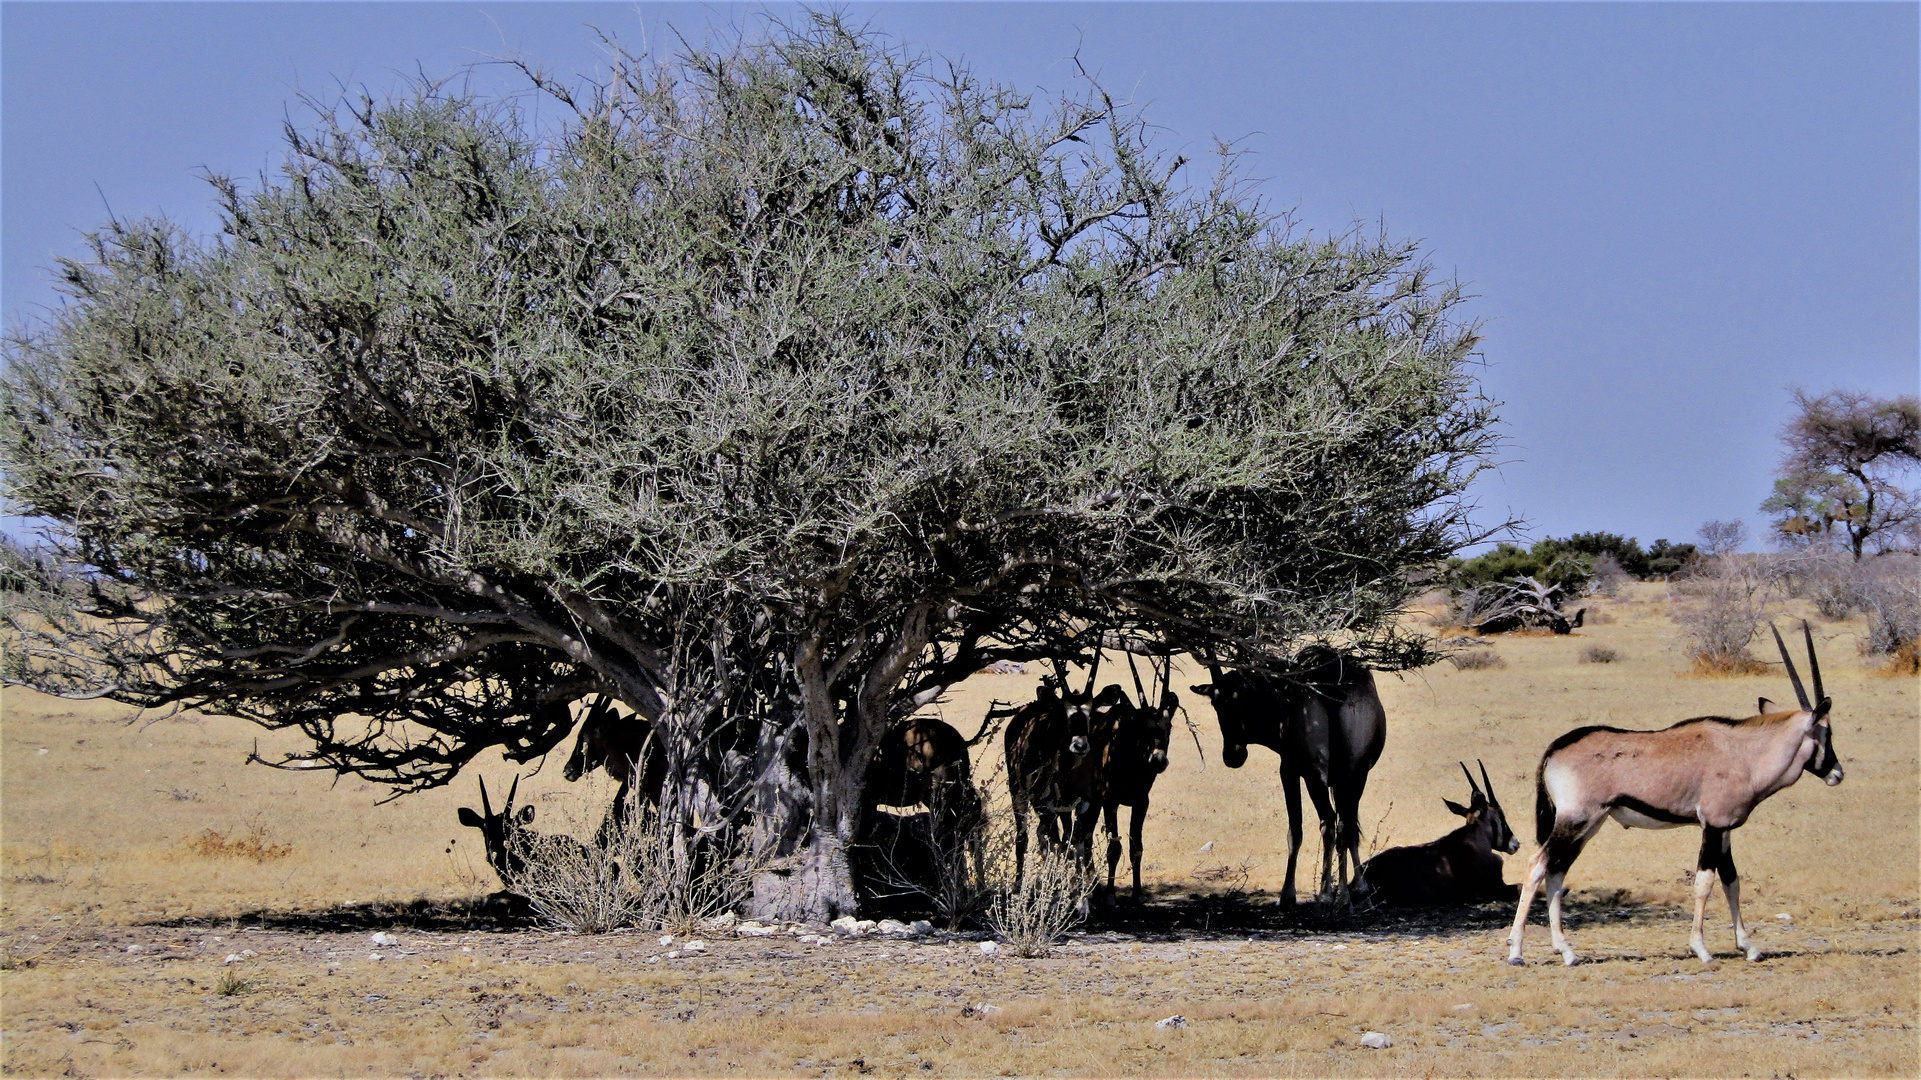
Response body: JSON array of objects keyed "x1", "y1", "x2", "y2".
[
  {"x1": 1509, "y1": 622, "x2": 1844, "y2": 966},
  {"x1": 1191, "y1": 645, "x2": 1387, "y2": 905}
]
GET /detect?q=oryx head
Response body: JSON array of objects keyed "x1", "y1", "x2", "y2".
[
  {"x1": 1771, "y1": 621, "x2": 1842, "y2": 786},
  {"x1": 1443, "y1": 759, "x2": 1519, "y2": 854},
  {"x1": 1190, "y1": 667, "x2": 1257, "y2": 769},
  {"x1": 457, "y1": 775, "x2": 537, "y2": 881}
]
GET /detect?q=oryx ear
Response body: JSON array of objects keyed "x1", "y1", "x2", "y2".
[
  {"x1": 1757, "y1": 697, "x2": 1775, "y2": 715},
  {"x1": 1189, "y1": 683, "x2": 1216, "y2": 698},
  {"x1": 1442, "y1": 797, "x2": 1472, "y2": 817},
  {"x1": 516, "y1": 805, "x2": 537, "y2": 825},
  {"x1": 457, "y1": 807, "x2": 484, "y2": 827}
]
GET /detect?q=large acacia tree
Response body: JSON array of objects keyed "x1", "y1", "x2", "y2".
[{"x1": 2, "y1": 16, "x2": 1497, "y2": 918}]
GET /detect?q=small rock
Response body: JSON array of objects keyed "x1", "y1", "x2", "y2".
[
  {"x1": 370, "y1": 932, "x2": 398, "y2": 947},
  {"x1": 1775, "y1": 912, "x2": 1793, "y2": 925},
  {"x1": 368, "y1": 953, "x2": 384, "y2": 961},
  {"x1": 460, "y1": 946, "x2": 472, "y2": 953},
  {"x1": 978, "y1": 941, "x2": 1000, "y2": 956},
  {"x1": 1197, "y1": 841, "x2": 1214, "y2": 852},
  {"x1": 909, "y1": 920, "x2": 934, "y2": 937},
  {"x1": 658, "y1": 935, "x2": 675, "y2": 946},
  {"x1": 240, "y1": 949, "x2": 256, "y2": 958},
  {"x1": 1155, "y1": 1015, "x2": 1188, "y2": 1030},
  {"x1": 877, "y1": 919, "x2": 913, "y2": 937},
  {"x1": 683, "y1": 940, "x2": 707, "y2": 953},
  {"x1": 124, "y1": 944, "x2": 142, "y2": 954},
  {"x1": 1333, "y1": 944, "x2": 1346, "y2": 950},
  {"x1": 737, "y1": 921, "x2": 776, "y2": 937},
  {"x1": 964, "y1": 1003, "x2": 1003, "y2": 1018},
  {"x1": 707, "y1": 912, "x2": 738, "y2": 929},
  {"x1": 1451, "y1": 1003, "x2": 1474, "y2": 1012},
  {"x1": 36, "y1": 748, "x2": 49, "y2": 755},
  {"x1": 831, "y1": 915, "x2": 877, "y2": 937},
  {"x1": 223, "y1": 953, "x2": 244, "y2": 965},
  {"x1": 1360, "y1": 1031, "x2": 1393, "y2": 1049},
  {"x1": 645, "y1": 956, "x2": 660, "y2": 964},
  {"x1": 665, "y1": 951, "x2": 680, "y2": 960}
]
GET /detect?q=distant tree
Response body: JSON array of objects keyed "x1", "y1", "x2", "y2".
[
  {"x1": 1696, "y1": 519, "x2": 1746, "y2": 558},
  {"x1": 1763, "y1": 388, "x2": 1921, "y2": 559},
  {"x1": 0, "y1": 17, "x2": 1497, "y2": 920},
  {"x1": 1445, "y1": 541, "x2": 1591, "y2": 596},
  {"x1": 1645, "y1": 538, "x2": 1699, "y2": 577},
  {"x1": 1556, "y1": 531, "x2": 1652, "y2": 579}
]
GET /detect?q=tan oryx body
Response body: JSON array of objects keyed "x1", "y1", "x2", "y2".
[{"x1": 1508, "y1": 623, "x2": 1843, "y2": 966}]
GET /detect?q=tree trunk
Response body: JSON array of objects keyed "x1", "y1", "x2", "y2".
[{"x1": 748, "y1": 826, "x2": 861, "y2": 923}]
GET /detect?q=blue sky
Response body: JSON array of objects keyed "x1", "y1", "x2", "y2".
[{"x1": 3, "y1": 2, "x2": 1916, "y2": 551}]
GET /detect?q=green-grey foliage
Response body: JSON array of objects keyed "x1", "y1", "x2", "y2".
[{"x1": 2, "y1": 16, "x2": 1496, "y2": 917}]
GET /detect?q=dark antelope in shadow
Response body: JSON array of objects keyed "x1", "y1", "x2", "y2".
[
  {"x1": 1509, "y1": 621, "x2": 1844, "y2": 966},
  {"x1": 1077, "y1": 653, "x2": 1179, "y2": 902},
  {"x1": 562, "y1": 695, "x2": 667, "y2": 842},
  {"x1": 864, "y1": 715, "x2": 987, "y2": 891},
  {"x1": 456, "y1": 775, "x2": 593, "y2": 889},
  {"x1": 1358, "y1": 761, "x2": 1520, "y2": 907},
  {"x1": 1191, "y1": 644, "x2": 1387, "y2": 905},
  {"x1": 1003, "y1": 657, "x2": 1105, "y2": 886}
]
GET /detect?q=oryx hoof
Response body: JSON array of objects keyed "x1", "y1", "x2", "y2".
[
  {"x1": 1559, "y1": 950, "x2": 1581, "y2": 967},
  {"x1": 1745, "y1": 947, "x2": 1763, "y2": 962},
  {"x1": 1506, "y1": 955, "x2": 1525, "y2": 966},
  {"x1": 1690, "y1": 942, "x2": 1713, "y2": 964}
]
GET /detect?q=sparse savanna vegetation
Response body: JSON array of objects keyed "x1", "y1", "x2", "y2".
[{"x1": 5, "y1": 581, "x2": 1915, "y2": 1077}]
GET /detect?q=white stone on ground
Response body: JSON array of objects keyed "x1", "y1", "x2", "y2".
[
  {"x1": 1155, "y1": 1015, "x2": 1188, "y2": 1030},
  {"x1": 978, "y1": 940, "x2": 1000, "y2": 956},
  {"x1": 224, "y1": 953, "x2": 245, "y2": 964},
  {"x1": 370, "y1": 932, "x2": 398, "y2": 947},
  {"x1": 1360, "y1": 1032, "x2": 1392, "y2": 1049}
]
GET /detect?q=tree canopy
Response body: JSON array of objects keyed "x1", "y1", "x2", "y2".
[
  {"x1": 1762, "y1": 388, "x2": 1921, "y2": 557},
  {"x1": 2, "y1": 16, "x2": 1498, "y2": 917}
]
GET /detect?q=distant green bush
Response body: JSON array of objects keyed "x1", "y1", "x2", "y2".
[{"x1": 1444, "y1": 533, "x2": 1700, "y2": 597}]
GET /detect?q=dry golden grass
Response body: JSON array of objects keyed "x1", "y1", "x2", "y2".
[{"x1": 4, "y1": 581, "x2": 1917, "y2": 1076}]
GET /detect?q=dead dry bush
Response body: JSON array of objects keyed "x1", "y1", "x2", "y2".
[
  {"x1": 1673, "y1": 556, "x2": 1774, "y2": 674},
  {"x1": 984, "y1": 845, "x2": 1095, "y2": 957},
  {"x1": 1854, "y1": 564, "x2": 1921, "y2": 664},
  {"x1": 504, "y1": 797, "x2": 764, "y2": 935},
  {"x1": 1579, "y1": 644, "x2": 1620, "y2": 664},
  {"x1": 178, "y1": 827, "x2": 291, "y2": 862},
  {"x1": 860, "y1": 784, "x2": 993, "y2": 930}
]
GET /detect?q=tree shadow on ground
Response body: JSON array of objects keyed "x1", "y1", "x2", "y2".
[
  {"x1": 140, "y1": 893, "x2": 536, "y2": 934},
  {"x1": 1078, "y1": 884, "x2": 1683, "y2": 944}
]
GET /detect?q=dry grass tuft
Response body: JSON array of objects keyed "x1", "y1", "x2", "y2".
[
  {"x1": 212, "y1": 968, "x2": 259, "y2": 996},
  {"x1": 179, "y1": 828, "x2": 291, "y2": 862},
  {"x1": 1683, "y1": 654, "x2": 1771, "y2": 677},
  {"x1": 1579, "y1": 643, "x2": 1620, "y2": 664},
  {"x1": 1448, "y1": 647, "x2": 1505, "y2": 670}
]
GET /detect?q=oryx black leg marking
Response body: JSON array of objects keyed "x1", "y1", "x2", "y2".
[{"x1": 1690, "y1": 826, "x2": 1730, "y2": 962}]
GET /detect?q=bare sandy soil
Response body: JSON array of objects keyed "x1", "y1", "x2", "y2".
[{"x1": 4, "y1": 583, "x2": 1917, "y2": 1076}]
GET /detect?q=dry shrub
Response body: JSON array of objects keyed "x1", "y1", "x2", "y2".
[
  {"x1": 507, "y1": 797, "x2": 764, "y2": 935},
  {"x1": 1579, "y1": 644, "x2": 1620, "y2": 664},
  {"x1": 985, "y1": 846, "x2": 1094, "y2": 958},
  {"x1": 180, "y1": 828, "x2": 291, "y2": 862},
  {"x1": 1449, "y1": 647, "x2": 1504, "y2": 671},
  {"x1": 1673, "y1": 556, "x2": 1773, "y2": 674},
  {"x1": 1855, "y1": 568, "x2": 1921, "y2": 660},
  {"x1": 1590, "y1": 553, "x2": 1630, "y2": 598}
]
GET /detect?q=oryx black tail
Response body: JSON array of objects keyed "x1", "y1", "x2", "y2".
[{"x1": 1534, "y1": 758, "x2": 1556, "y2": 845}]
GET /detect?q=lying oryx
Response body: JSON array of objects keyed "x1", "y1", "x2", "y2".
[
  {"x1": 1508, "y1": 622, "x2": 1843, "y2": 966},
  {"x1": 1357, "y1": 761, "x2": 1520, "y2": 907}
]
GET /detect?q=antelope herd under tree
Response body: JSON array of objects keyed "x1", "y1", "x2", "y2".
[{"x1": 470, "y1": 624, "x2": 1844, "y2": 963}]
